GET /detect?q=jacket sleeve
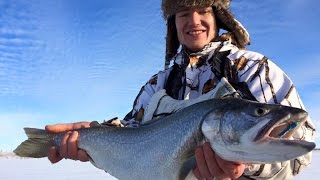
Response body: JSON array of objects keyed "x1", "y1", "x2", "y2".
[
  {"x1": 229, "y1": 50, "x2": 316, "y2": 179},
  {"x1": 121, "y1": 69, "x2": 171, "y2": 127}
]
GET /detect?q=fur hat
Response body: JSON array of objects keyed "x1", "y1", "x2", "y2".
[{"x1": 162, "y1": 0, "x2": 250, "y2": 67}]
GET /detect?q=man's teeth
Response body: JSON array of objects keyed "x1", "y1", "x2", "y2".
[{"x1": 188, "y1": 31, "x2": 203, "y2": 35}]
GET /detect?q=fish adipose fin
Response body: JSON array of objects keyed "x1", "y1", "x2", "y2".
[{"x1": 14, "y1": 128, "x2": 53, "y2": 158}]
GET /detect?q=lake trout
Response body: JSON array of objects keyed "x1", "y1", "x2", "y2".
[{"x1": 14, "y1": 98, "x2": 315, "y2": 180}]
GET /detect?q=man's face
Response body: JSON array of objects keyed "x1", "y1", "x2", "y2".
[{"x1": 175, "y1": 6, "x2": 217, "y2": 52}]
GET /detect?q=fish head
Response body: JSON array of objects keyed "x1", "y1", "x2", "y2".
[{"x1": 201, "y1": 98, "x2": 315, "y2": 164}]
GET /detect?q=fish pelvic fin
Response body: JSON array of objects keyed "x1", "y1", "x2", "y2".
[{"x1": 14, "y1": 128, "x2": 53, "y2": 158}]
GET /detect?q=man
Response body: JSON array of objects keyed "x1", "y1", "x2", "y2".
[{"x1": 46, "y1": 0, "x2": 315, "y2": 179}]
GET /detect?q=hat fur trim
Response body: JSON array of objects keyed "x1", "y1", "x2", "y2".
[{"x1": 162, "y1": 0, "x2": 231, "y2": 18}]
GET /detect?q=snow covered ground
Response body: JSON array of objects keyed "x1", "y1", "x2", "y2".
[
  {"x1": 0, "y1": 151, "x2": 319, "y2": 180},
  {"x1": 0, "y1": 156, "x2": 116, "y2": 180}
]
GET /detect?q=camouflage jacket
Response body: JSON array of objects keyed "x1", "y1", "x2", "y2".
[{"x1": 120, "y1": 41, "x2": 316, "y2": 179}]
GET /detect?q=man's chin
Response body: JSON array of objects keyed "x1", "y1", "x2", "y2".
[{"x1": 185, "y1": 44, "x2": 206, "y2": 52}]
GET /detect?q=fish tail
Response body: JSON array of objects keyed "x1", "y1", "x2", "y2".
[{"x1": 14, "y1": 128, "x2": 54, "y2": 158}]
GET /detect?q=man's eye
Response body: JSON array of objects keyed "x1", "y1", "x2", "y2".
[
  {"x1": 199, "y1": 10, "x2": 212, "y2": 15},
  {"x1": 178, "y1": 13, "x2": 189, "y2": 17}
]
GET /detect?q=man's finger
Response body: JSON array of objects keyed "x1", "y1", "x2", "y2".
[
  {"x1": 48, "y1": 146, "x2": 63, "y2": 163},
  {"x1": 195, "y1": 146, "x2": 213, "y2": 180},
  {"x1": 45, "y1": 122, "x2": 91, "y2": 133},
  {"x1": 193, "y1": 166, "x2": 203, "y2": 180},
  {"x1": 45, "y1": 124, "x2": 76, "y2": 133},
  {"x1": 67, "y1": 131, "x2": 79, "y2": 160},
  {"x1": 202, "y1": 142, "x2": 224, "y2": 178},
  {"x1": 60, "y1": 131, "x2": 72, "y2": 158},
  {"x1": 78, "y1": 150, "x2": 89, "y2": 162},
  {"x1": 215, "y1": 153, "x2": 245, "y2": 179}
]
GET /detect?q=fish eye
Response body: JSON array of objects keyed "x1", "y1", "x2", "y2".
[{"x1": 254, "y1": 108, "x2": 268, "y2": 116}]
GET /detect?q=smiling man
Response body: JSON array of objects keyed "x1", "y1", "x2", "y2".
[
  {"x1": 175, "y1": 6, "x2": 218, "y2": 52},
  {"x1": 45, "y1": 0, "x2": 315, "y2": 179}
]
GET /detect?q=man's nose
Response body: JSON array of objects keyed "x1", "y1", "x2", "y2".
[{"x1": 189, "y1": 12, "x2": 201, "y2": 26}]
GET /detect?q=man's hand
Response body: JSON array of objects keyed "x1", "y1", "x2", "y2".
[
  {"x1": 45, "y1": 122, "x2": 91, "y2": 163},
  {"x1": 193, "y1": 142, "x2": 245, "y2": 180}
]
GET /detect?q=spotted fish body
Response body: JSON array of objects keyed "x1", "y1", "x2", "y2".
[{"x1": 14, "y1": 98, "x2": 315, "y2": 180}]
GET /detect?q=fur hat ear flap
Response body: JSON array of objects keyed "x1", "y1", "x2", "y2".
[
  {"x1": 212, "y1": 0, "x2": 231, "y2": 9},
  {"x1": 213, "y1": 5, "x2": 250, "y2": 48},
  {"x1": 165, "y1": 16, "x2": 180, "y2": 69}
]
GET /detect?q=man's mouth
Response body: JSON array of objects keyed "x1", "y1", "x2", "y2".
[{"x1": 187, "y1": 30, "x2": 205, "y2": 35}]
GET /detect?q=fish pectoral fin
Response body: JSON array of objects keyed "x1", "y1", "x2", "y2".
[
  {"x1": 183, "y1": 170, "x2": 198, "y2": 180},
  {"x1": 179, "y1": 156, "x2": 196, "y2": 180}
]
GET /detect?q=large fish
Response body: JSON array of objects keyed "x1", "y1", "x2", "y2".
[{"x1": 14, "y1": 98, "x2": 315, "y2": 180}]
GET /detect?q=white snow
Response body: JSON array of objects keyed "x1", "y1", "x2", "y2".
[{"x1": 1, "y1": 151, "x2": 319, "y2": 180}]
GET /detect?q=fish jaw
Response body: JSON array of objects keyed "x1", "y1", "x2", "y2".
[
  {"x1": 253, "y1": 108, "x2": 308, "y2": 141},
  {"x1": 241, "y1": 108, "x2": 315, "y2": 163},
  {"x1": 235, "y1": 109, "x2": 314, "y2": 163},
  {"x1": 202, "y1": 99, "x2": 315, "y2": 164}
]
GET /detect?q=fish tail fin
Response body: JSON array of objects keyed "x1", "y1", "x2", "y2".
[{"x1": 14, "y1": 128, "x2": 54, "y2": 158}]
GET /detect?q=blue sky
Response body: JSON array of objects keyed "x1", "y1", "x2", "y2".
[{"x1": 0, "y1": 0, "x2": 319, "y2": 151}]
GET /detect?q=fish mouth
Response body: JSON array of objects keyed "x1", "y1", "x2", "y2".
[
  {"x1": 254, "y1": 111, "x2": 308, "y2": 142},
  {"x1": 242, "y1": 108, "x2": 315, "y2": 163}
]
